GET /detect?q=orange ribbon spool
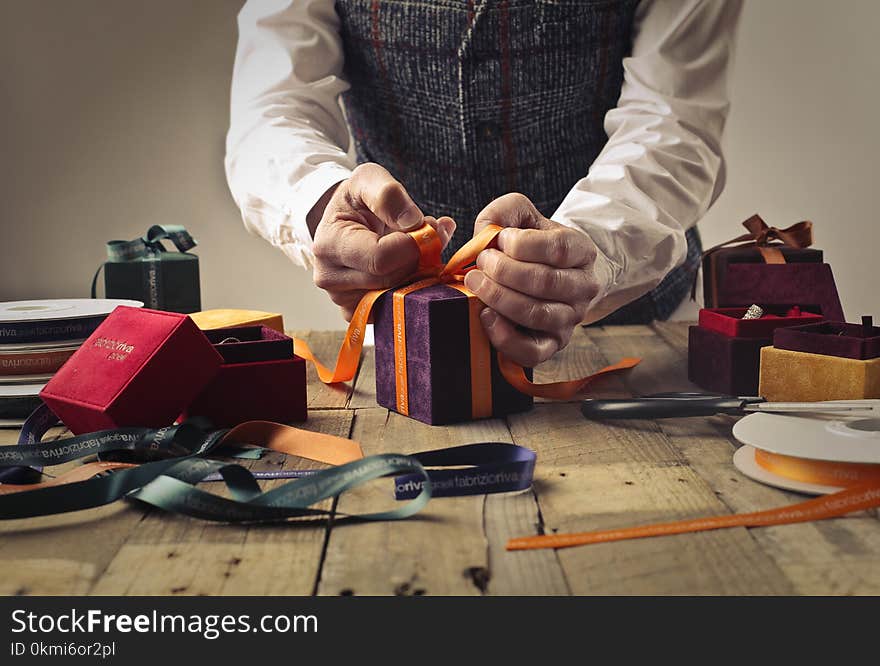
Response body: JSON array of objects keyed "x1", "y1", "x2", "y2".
[
  {"x1": 292, "y1": 223, "x2": 640, "y2": 412},
  {"x1": 506, "y1": 449, "x2": 880, "y2": 552}
]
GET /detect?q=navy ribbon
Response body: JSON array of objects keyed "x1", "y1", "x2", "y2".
[{"x1": 0, "y1": 407, "x2": 536, "y2": 524}]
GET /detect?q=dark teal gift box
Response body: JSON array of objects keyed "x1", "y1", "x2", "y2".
[{"x1": 92, "y1": 225, "x2": 201, "y2": 314}]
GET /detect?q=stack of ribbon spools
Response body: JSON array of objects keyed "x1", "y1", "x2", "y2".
[{"x1": 0, "y1": 298, "x2": 142, "y2": 426}]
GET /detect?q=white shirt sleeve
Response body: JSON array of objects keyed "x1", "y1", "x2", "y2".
[
  {"x1": 225, "y1": 0, "x2": 354, "y2": 270},
  {"x1": 554, "y1": 0, "x2": 744, "y2": 323}
]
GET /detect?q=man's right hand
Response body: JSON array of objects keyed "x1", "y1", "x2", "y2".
[{"x1": 311, "y1": 163, "x2": 455, "y2": 321}]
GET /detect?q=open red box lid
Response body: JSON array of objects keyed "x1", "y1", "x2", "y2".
[
  {"x1": 40, "y1": 306, "x2": 223, "y2": 434},
  {"x1": 698, "y1": 306, "x2": 824, "y2": 339}
]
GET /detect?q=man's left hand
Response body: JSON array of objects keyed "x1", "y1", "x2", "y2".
[{"x1": 463, "y1": 193, "x2": 605, "y2": 367}]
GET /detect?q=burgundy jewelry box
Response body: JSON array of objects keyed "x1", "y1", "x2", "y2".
[
  {"x1": 708, "y1": 261, "x2": 844, "y2": 322},
  {"x1": 184, "y1": 325, "x2": 307, "y2": 427},
  {"x1": 702, "y1": 244, "x2": 823, "y2": 308},
  {"x1": 772, "y1": 321, "x2": 880, "y2": 360},
  {"x1": 373, "y1": 284, "x2": 533, "y2": 425},
  {"x1": 688, "y1": 306, "x2": 825, "y2": 395}
]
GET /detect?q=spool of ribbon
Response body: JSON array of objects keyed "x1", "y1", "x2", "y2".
[
  {"x1": 293, "y1": 222, "x2": 640, "y2": 407},
  {"x1": 90, "y1": 225, "x2": 198, "y2": 299},
  {"x1": 506, "y1": 449, "x2": 880, "y2": 552},
  {"x1": 692, "y1": 214, "x2": 814, "y2": 301}
]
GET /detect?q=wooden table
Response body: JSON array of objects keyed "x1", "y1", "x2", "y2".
[{"x1": 2, "y1": 323, "x2": 879, "y2": 596}]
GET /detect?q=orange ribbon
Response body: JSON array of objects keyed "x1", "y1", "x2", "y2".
[
  {"x1": 293, "y1": 223, "x2": 640, "y2": 409},
  {"x1": 694, "y1": 214, "x2": 815, "y2": 301},
  {"x1": 506, "y1": 449, "x2": 880, "y2": 552}
]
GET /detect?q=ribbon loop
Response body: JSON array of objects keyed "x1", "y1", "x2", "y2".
[{"x1": 294, "y1": 221, "x2": 638, "y2": 408}]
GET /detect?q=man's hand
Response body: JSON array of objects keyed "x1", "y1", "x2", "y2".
[
  {"x1": 464, "y1": 193, "x2": 604, "y2": 367},
  {"x1": 311, "y1": 163, "x2": 455, "y2": 320}
]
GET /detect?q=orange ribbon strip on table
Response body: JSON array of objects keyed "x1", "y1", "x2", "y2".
[
  {"x1": 293, "y1": 222, "x2": 640, "y2": 410},
  {"x1": 693, "y1": 214, "x2": 814, "y2": 301},
  {"x1": 506, "y1": 452, "x2": 880, "y2": 552}
]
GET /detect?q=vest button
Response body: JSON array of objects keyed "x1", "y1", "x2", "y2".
[{"x1": 476, "y1": 121, "x2": 500, "y2": 141}]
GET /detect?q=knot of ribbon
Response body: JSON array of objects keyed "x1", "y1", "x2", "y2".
[
  {"x1": 294, "y1": 222, "x2": 639, "y2": 405},
  {"x1": 692, "y1": 214, "x2": 814, "y2": 300},
  {"x1": 105, "y1": 225, "x2": 198, "y2": 263}
]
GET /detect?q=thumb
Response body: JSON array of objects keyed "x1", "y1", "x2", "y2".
[
  {"x1": 473, "y1": 192, "x2": 551, "y2": 235},
  {"x1": 348, "y1": 163, "x2": 424, "y2": 231}
]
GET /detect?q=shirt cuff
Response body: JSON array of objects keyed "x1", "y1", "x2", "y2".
[{"x1": 278, "y1": 162, "x2": 353, "y2": 267}]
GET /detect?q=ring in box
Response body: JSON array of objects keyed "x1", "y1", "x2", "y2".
[
  {"x1": 759, "y1": 320, "x2": 880, "y2": 401},
  {"x1": 688, "y1": 306, "x2": 823, "y2": 395}
]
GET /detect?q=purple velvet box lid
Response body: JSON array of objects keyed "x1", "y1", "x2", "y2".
[
  {"x1": 703, "y1": 245, "x2": 823, "y2": 308},
  {"x1": 714, "y1": 263, "x2": 845, "y2": 322},
  {"x1": 773, "y1": 321, "x2": 880, "y2": 360},
  {"x1": 202, "y1": 325, "x2": 294, "y2": 364},
  {"x1": 373, "y1": 284, "x2": 533, "y2": 425}
]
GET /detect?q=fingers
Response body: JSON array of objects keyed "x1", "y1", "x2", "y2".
[
  {"x1": 479, "y1": 308, "x2": 560, "y2": 367},
  {"x1": 315, "y1": 224, "x2": 421, "y2": 276},
  {"x1": 475, "y1": 248, "x2": 598, "y2": 316},
  {"x1": 473, "y1": 192, "x2": 552, "y2": 235},
  {"x1": 464, "y1": 269, "x2": 579, "y2": 338},
  {"x1": 348, "y1": 163, "x2": 424, "y2": 231},
  {"x1": 495, "y1": 226, "x2": 597, "y2": 269}
]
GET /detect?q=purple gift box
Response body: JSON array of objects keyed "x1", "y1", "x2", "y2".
[
  {"x1": 373, "y1": 284, "x2": 533, "y2": 425},
  {"x1": 773, "y1": 321, "x2": 880, "y2": 360}
]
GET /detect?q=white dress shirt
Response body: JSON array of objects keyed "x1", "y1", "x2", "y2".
[{"x1": 225, "y1": 0, "x2": 742, "y2": 322}]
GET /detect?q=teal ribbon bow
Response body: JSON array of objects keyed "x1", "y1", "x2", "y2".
[{"x1": 91, "y1": 225, "x2": 197, "y2": 298}]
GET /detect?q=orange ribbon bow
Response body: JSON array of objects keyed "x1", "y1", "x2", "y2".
[{"x1": 293, "y1": 223, "x2": 640, "y2": 408}]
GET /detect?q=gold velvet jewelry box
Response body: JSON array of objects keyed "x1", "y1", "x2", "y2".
[{"x1": 758, "y1": 319, "x2": 880, "y2": 401}]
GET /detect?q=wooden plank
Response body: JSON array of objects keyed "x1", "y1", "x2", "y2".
[
  {"x1": 347, "y1": 344, "x2": 376, "y2": 409},
  {"x1": 0, "y1": 425, "x2": 154, "y2": 595},
  {"x1": 291, "y1": 330, "x2": 353, "y2": 409},
  {"x1": 651, "y1": 319, "x2": 691, "y2": 352},
  {"x1": 507, "y1": 402, "x2": 793, "y2": 594},
  {"x1": 534, "y1": 327, "x2": 630, "y2": 402},
  {"x1": 586, "y1": 324, "x2": 880, "y2": 595},
  {"x1": 318, "y1": 408, "x2": 567, "y2": 595},
  {"x1": 90, "y1": 409, "x2": 352, "y2": 595}
]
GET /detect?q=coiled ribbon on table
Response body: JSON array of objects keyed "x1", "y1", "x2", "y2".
[
  {"x1": 506, "y1": 450, "x2": 880, "y2": 552},
  {"x1": 90, "y1": 225, "x2": 198, "y2": 300},
  {"x1": 293, "y1": 221, "x2": 640, "y2": 403},
  {"x1": 0, "y1": 404, "x2": 536, "y2": 522},
  {"x1": 692, "y1": 214, "x2": 815, "y2": 301}
]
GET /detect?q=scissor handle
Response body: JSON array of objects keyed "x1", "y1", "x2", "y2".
[{"x1": 580, "y1": 397, "x2": 748, "y2": 420}]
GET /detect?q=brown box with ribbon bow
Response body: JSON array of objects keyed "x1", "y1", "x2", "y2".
[{"x1": 700, "y1": 215, "x2": 844, "y2": 321}]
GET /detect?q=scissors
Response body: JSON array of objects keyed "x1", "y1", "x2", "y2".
[{"x1": 580, "y1": 393, "x2": 880, "y2": 420}]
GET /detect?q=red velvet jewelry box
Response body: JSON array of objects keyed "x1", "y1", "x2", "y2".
[
  {"x1": 40, "y1": 306, "x2": 224, "y2": 434},
  {"x1": 688, "y1": 306, "x2": 824, "y2": 395},
  {"x1": 698, "y1": 306, "x2": 824, "y2": 339},
  {"x1": 184, "y1": 326, "x2": 307, "y2": 427}
]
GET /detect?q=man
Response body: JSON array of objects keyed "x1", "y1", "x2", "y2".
[{"x1": 225, "y1": 0, "x2": 742, "y2": 367}]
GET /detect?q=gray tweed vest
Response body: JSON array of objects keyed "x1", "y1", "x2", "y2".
[{"x1": 335, "y1": 0, "x2": 700, "y2": 323}]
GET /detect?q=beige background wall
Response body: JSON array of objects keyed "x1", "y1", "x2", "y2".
[{"x1": 1, "y1": 0, "x2": 877, "y2": 329}]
